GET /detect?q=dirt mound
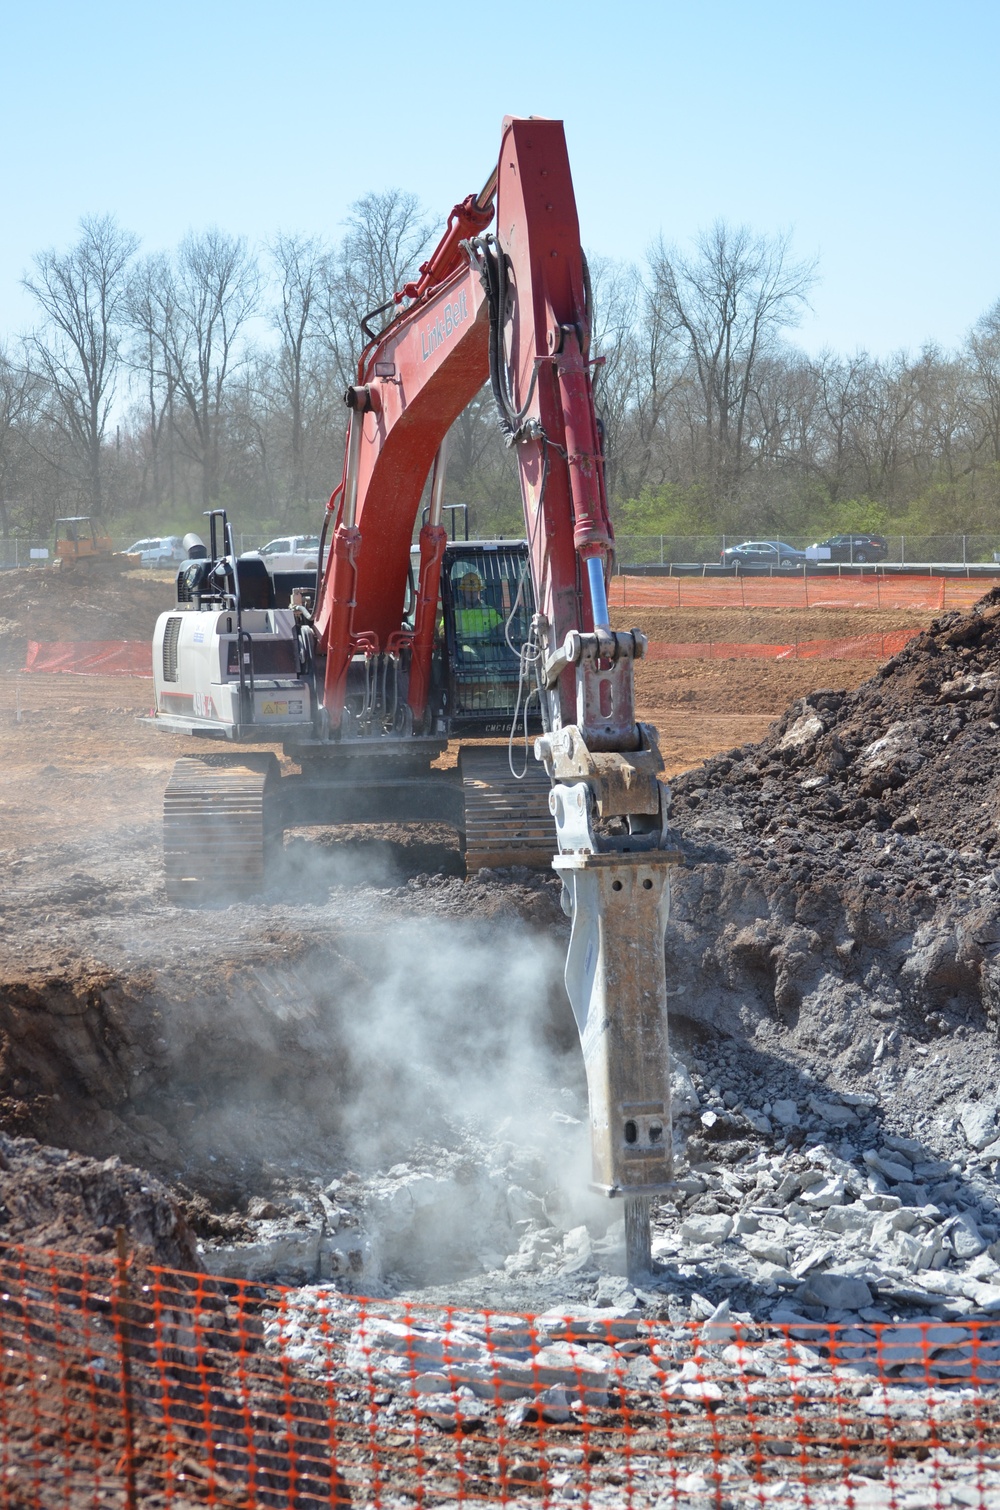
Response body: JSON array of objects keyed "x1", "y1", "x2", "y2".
[
  {"x1": 628, "y1": 605, "x2": 927, "y2": 643},
  {"x1": 0, "y1": 965, "x2": 156, "y2": 1156},
  {"x1": 0, "y1": 570, "x2": 173, "y2": 668},
  {"x1": 0, "y1": 1131, "x2": 199, "y2": 1265},
  {"x1": 666, "y1": 585, "x2": 1000, "y2": 1092}
]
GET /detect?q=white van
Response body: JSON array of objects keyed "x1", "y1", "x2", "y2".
[{"x1": 126, "y1": 536, "x2": 187, "y2": 566}]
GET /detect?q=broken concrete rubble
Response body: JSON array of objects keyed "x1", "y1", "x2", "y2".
[{"x1": 191, "y1": 1028, "x2": 1000, "y2": 1386}]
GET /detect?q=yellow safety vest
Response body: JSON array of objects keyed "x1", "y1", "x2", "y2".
[{"x1": 455, "y1": 606, "x2": 502, "y2": 639}]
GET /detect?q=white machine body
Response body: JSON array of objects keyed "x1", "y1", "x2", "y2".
[{"x1": 152, "y1": 607, "x2": 312, "y2": 735}]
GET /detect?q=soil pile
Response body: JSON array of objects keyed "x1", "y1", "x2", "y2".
[
  {"x1": 0, "y1": 1131, "x2": 199, "y2": 1266},
  {"x1": 0, "y1": 570, "x2": 172, "y2": 668},
  {"x1": 666, "y1": 585, "x2": 1000, "y2": 1083}
]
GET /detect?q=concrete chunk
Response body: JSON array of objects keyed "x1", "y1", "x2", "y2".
[
  {"x1": 822, "y1": 1206, "x2": 877, "y2": 1237},
  {"x1": 807, "y1": 1096, "x2": 860, "y2": 1128},
  {"x1": 777, "y1": 714, "x2": 824, "y2": 754},
  {"x1": 950, "y1": 1213, "x2": 987, "y2": 1259},
  {"x1": 680, "y1": 1213, "x2": 734, "y2": 1246},
  {"x1": 798, "y1": 1273, "x2": 874, "y2": 1311},
  {"x1": 745, "y1": 1237, "x2": 790, "y2": 1266},
  {"x1": 960, "y1": 1103, "x2": 1000, "y2": 1152},
  {"x1": 771, "y1": 1099, "x2": 800, "y2": 1127},
  {"x1": 670, "y1": 1059, "x2": 700, "y2": 1115},
  {"x1": 863, "y1": 1150, "x2": 913, "y2": 1184},
  {"x1": 800, "y1": 1176, "x2": 846, "y2": 1210}
]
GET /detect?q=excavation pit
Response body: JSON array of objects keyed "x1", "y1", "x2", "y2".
[{"x1": 6, "y1": 577, "x2": 1000, "y2": 1333}]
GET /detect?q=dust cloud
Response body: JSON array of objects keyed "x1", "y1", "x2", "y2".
[
  {"x1": 135, "y1": 846, "x2": 606, "y2": 1284},
  {"x1": 334, "y1": 916, "x2": 573, "y2": 1155}
]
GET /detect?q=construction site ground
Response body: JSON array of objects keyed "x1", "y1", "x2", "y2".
[{"x1": 5, "y1": 566, "x2": 1000, "y2": 1504}]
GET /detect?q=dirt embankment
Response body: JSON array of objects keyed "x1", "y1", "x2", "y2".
[
  {"x1": 666, "y1": 589, "x2": 1000, "y2": 1088},
  {"x1": 0, "y1": 1131, "x2": 199, "y2": 1266},
  {"x1": 0, "y1": 569, "x2": 173, "y2": 668}
]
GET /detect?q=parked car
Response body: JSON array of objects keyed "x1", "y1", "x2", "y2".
[
  {"x1": 808, "y1": 532, "x2": 888, "y2": 564},
  {"x1": 247, "y1": 535, "x2": 323, "y2": 572},
  {"x1": 719, "y1": 539, "x2": 806, "y2": 570},
  {"x1": 126, "y1": 535, "x2": 187, "y2": 566}
]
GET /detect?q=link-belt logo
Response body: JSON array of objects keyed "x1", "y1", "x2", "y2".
[{"x1": 420, "y1": 290, "x2": 469, "y2": 361}]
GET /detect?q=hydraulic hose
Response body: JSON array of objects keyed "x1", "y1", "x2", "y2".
[{"x1": 480, "y1": 238, "x2": 538, "y2": 442}]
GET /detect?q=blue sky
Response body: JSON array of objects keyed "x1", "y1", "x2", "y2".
[{"x1": 2, "y1": 0, "x2": 997, "y2": 358}]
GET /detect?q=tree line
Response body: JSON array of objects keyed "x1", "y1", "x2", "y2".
[{"x1": 1, "y1": 202, "x2": 998, "y2": 547}]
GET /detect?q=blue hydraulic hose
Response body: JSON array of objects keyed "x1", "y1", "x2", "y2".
[{"x1": 587, "y1": 555, "x2": 610, "y2": 629}]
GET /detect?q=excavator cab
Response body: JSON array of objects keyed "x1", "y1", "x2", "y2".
[{"x1": 426, "y1": 540, "x2": 538, "y2": 735}]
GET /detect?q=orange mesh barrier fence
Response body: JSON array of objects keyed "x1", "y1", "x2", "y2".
[
  {"x1": 4, "y1": 1242, "x2": 1000, "y2": 1507},
  {"x1": 646, "y1": 630, "x2": 922, "y2": 662},
  {"x1": 23, "y1": 640, "x2": 153, "y2": 676},
  {"x1": 610, "y1": 574, "x2": 990, "y2": 613}
]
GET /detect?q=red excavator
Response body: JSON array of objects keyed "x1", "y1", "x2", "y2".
[{"x1": 151, "y1": 117, "x2": 678, "y2": 1275}]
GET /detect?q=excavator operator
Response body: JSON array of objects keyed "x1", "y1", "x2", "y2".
[{"x1": 454, "y1": 571, "x2": 503, "y2": 649}]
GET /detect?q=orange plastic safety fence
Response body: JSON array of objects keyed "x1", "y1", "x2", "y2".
[
  {"x1": 4, "y1": 1242, "x2": 1000, "y2": 1508},
  {"x1": 645, "y1": 630, "x2": 922, "y2": 662},
  {"x1": 610, "y1": 573, "x2": 989, "y2": 613},
  {"x1": 22, "y1": 641, "x2": 154, "y2": 676}
]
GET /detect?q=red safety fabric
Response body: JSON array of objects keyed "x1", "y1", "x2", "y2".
[
  {"x1": 23, "y1": 641, "x2": 154, "y2": 676},
  {"x1": 610, "y1": 574, "x2": 985, "y2": 612}
]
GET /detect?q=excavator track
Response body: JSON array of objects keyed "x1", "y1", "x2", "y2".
[
  {"x1": 163, "y1": 754, "x2": 281, "y2": 905},
  {"x1": 459, "y1": 746, "x2": 556, "y2": 872}
]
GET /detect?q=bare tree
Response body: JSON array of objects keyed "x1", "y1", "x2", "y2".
[
  {"x1": 146, "y1": 230, "x2": 261, "y2": 507},
  {"x1": 587, "y1": 257, "x2": 645, "y2": 498},
  {"x1": 904, "y1": 345, "x2": 972, "y2": 492},
  {"x1": 317, "y1": 189, "x2": 432, "y2": 389},
  {"x1": 0, "y1": 344, "x2": 38, "y2": 539},
  {"x1": 969, "y1": 301, "x2": 1000, "y2": 467},
  {"x1": 647, "y1": 222, "x2": 816, "y2": 495},
  {"x1": 812, "y1": 351, "x2": 872, "y2": 502},
  {"x1": 269, "y1": 232, "x2": 330, "y2": 513},
  {"x1": 125, "y1": 252, "x2": 181, "y2": 510},
  {"x1": 849, "y1": 355, "x2": 921, "y2": 505},
  {"x1": 449, "y1": 389, "x2": 502, "y2": 489},
  {"x1": 23, "y1": 214, "x2": 138, "y2": 516}
]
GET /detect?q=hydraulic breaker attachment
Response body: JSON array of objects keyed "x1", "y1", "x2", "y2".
[{"x1": 538, "y1": 726, "x2": 682, "y2": 1282}]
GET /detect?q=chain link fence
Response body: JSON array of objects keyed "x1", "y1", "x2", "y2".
[
  {"x1": 0, "y1": 537, "x2": 57, "y2": 568},
  {"x1": 6, "y1": 532, "x2": 1000, "y2": 573},
  {"x1": 614, "y1": 535, "x2": 1000, "y2": 568},
  {"x1": 1, "y1": 533, "x2": 312, "y2": 566}
]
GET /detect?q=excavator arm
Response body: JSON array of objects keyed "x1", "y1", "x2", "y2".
[
  {"x1": 314, "y1": 116, "x2": 678, "y2": 1277},
  {"x1": 317, "y1": 118, "x2": 640, "y2": 732}
]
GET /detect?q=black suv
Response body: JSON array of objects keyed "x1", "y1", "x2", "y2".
[{"x1": 810, "y1": 533, "x2": 888, "y2": 564}]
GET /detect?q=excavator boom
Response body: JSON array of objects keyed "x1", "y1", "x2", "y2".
[{"x1": 315, "y1": 117, "x2": 618, "y2": 736}]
